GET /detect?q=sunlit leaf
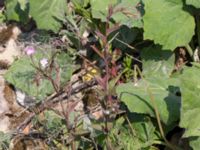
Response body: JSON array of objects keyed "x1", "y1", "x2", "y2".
[{"x1": 143, "y1": 0, "x2": 195, "y2": 50}]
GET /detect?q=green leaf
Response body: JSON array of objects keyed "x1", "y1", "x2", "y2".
[
  {"x1": 0, "y1": 11, "x2": 5, "y2": 23},
  {"x1": 18, "y1": 0, "x2": 28, "y2": 10},
  {"x1": 141, "y1": 45, "x2": 175, "y2": 77},
  {"x1": 179, "y1": 64, "x2": 200, "y2": 137},
  {"x1": 90, "y1": 0, "x2": 143, "y2": 28},
  {"x1": 186, "y1": 0, "x2": 200, "y2": 8},
  {"x1": 110, "y1": 25, "x2": 139, "y2": 50},
  {"x1": 116, "y1": 77, "x2": 181, "y2": 125},
  {"x1": 5, "y1": 50, "x2": 74, "y2": 100},
  {"x1": 44, "y1": 110, "x2": 63, "y2": 131},
  {"x1": 71, "y1": 0, "x2": 90, "y2": 8},
  {"x1": 109, "y1": 114, "x2": 159, "y2": 149},
  {"x1": 189, "y1": 137, "x2": 200, "y2": 150},
  {"x1": 143, "y1": 0, "x2": 195, "y2": 50},
  {"x1": 112, "y1": 0, "x2": 143, "y2": 28},
  {"x1": 29, "y1": 0, "x2": 66, "y2": 32},
  {"x1": 90, "y1": 0, "x2": 118, "y2": 22},
  {"x1": 5, "y1": 0, "x2": 29, "y2": 22},
  {"x1": 0, "y1": 132, "x2": 11, "y2": 149}
]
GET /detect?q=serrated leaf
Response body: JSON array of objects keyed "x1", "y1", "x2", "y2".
[
  {"x1": 29, "y1": 0, "x2": 66, "y2": 32},
  {"x1": 186, "y1": 0, "x2": 200, "y2": 8},
  {"x1": 141, "y1": 45, "x2": 175, "y2": 77},
  {"x1": 143, "y1": 0, "x2": 195, "y2": 50},
  {"x1": 116, "y1": 77, "x2": 181, "y2": 125},
  {"x1": 179, "y1": 64, "x2": 200, "y2": 137}
]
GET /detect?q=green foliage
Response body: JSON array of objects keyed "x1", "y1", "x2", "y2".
[
  {"x1": 72, "y1": 0, "x2": 90, "y2": 7},
  {"x1": 29, "y1": 0, "x2": 66, "y2": 32},
  {"x1": 5, "y1": 0, "x2": 66, "y2": 32},
  {"x1": 110, "y1": 25, "x2": 139, "y2": 50},
  {"x1": 18, "y1": 0, "x2": 28, "y2": 11},
  {"x1": 178, "y1": 64, "x2": 200, "y2": 137},
  {"x1": 5, "y1": 50, "x2": 75, "y2": 101},
  {"x1": 90, "y1": 0, "x2": 143, "y2": 28},
  {"x1": 111, "y1": 0, "x2": 143, "y2": 28},
  {"x1": 43, "y1": 110, "x2": 64, "y2": 131},
  {"x1": 143, "y1": 0, "x2": 195, "y2": 50},
  {"x1": 116, "y1": 76, "x2": 181, "y2": 126},
  {"x1": 2, "y1": 0, "x2": 200, "y2": 149},
  {"x1": 0, "y1": 132, "x2": 11, "y2": 150},
  {"x1": 109, "y1": 114, "x2": 160, "y2": 150},
  {"x1": 5, "y1": 0, "x2": 29, "y2": 23},
  {"x1": 189, "y1": 137, "x2": 200, "y2": 150},
  {"x1": 141, "y1": 45, "x2": 175, "y2": 77},
  {"x1": 90, "y1": 0, "x2": 118, "y2": 22},
  {"x1": 186, "y1": 0, "x2": 200, "y2": 8},
  {"x1": 0, "y1": 12, "x2": 5, "y2": 23}
]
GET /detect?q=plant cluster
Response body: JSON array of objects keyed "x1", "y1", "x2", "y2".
[{"x1": 1, "y1": 0, "x2": 200, "y2": 150}]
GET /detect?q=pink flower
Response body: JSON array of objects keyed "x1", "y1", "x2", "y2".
[{"x1": 24, "y1": 46, "x2": 35, "y2": 55}]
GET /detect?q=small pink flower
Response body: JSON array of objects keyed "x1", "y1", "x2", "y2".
[{"x1": 24, "y1": 46, "x2": 35, "y2": 55}]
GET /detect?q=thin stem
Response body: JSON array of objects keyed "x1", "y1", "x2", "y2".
[
  {"x1": 185, "y1": 44, "x2": 193, "y2": 59},
  {"x1": 124, "y1": 115, "x2": 136, "y2": 136},
  {"x1": 115, "y1": 38, "x2": 137, "y2": 51},
  {"x1": 196, "y1": 15, "x2": 200, "y2": 47},
  {"x1": 136, "y1": 66, "x2": 181, "y2": 150}
]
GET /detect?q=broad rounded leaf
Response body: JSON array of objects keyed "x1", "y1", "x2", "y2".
[
  {"x1": 29, "y1": 0, "x2": 66, "y2": 32},
  {"x1": 141, "y1": 45, "x2": 175, "y2": 77},
  {"x1": 5, "y1": 51, "x2": 74, "y2": 100},
  {"x1": 116, "y1": 77, "x2": 181, "y2": 125},
  {"x1": 143, "y1": 0, "x2": 195, "y2": 50},
  {"x1": 186, "y1": 0, "x2": 200, "y2": 8},
  {"x1": 179, "y1": 64, "x2": 200, "y2": 137}
]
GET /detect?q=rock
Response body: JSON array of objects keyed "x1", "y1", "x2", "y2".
[
  {"x1": 0, "y1": 25, "x2": 22, "y2": 66},
  {"x1": 0, "y1": 70, "x2": 30, "y2": 133}
]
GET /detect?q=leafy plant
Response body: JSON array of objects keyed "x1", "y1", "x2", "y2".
[
  {"x1": 5, "y1": 47, "x2": 76, "y2": 101},
  {"x1": 2, "y1": 0, "x2": 200, "y2": 149}
]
